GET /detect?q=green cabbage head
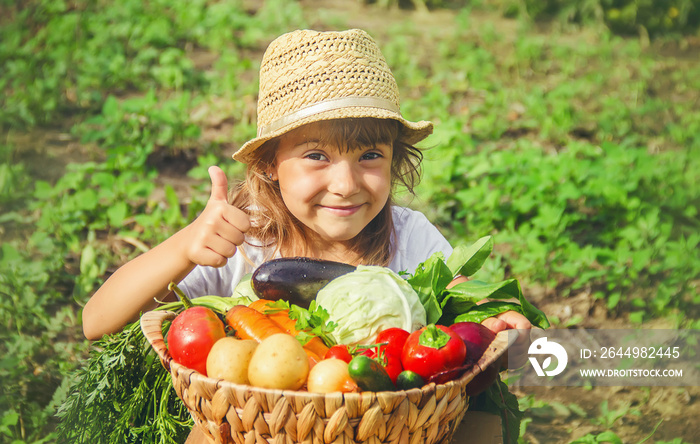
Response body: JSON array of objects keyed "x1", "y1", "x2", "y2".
[{"x1": 316, "y1": 265, "x2": 426, "y2": 345}]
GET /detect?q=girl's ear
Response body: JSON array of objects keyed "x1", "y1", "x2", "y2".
[{"x1": 266, "y1": 171, "x2": 278, "y2": 181}]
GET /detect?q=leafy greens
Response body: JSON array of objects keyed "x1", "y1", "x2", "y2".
[{"x1": 408, "y1": 235, "x2": 550, "y2": 329}]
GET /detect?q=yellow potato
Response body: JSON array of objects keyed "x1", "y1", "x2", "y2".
[
  {"x1": 206, "y1": 337, "x2": 258, "y2": 384},
  {"x1": 248, "y1": 333, "x2": 309, "y2": 390}
]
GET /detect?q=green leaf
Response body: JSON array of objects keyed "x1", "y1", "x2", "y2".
[
  {"x1": 407, "y1": 252, "x2": 451, "y2": 324},
  {"x1": 1, "y1": 410, "x2": 19, "y2": 428},
  {"x1": 102, "y1": 95, "x2": 119, "y2": 118},
  {"x1": 33, "y1": 180, "x2": 53, "y2": 199},
  {"x1": 279, "y1": 300, "x2": 338, "y2": 347},
  {"x1": 451, "y1": 301, "x2": 521, "y2": 324},
  {"x1": 470, "y1": 375, "x2": 523, "y2": 444},
  {"x1": 164, "y1": 185, "x2": 183, "y2": 225},
  {"x1": 518, "y1": 289, "x2": 551, "y2": 329},
  {"x1": 570, "y1": 431, "x2": 624, "y2": 444},
  {"x1": 106, "y1": 201, "x2": 128, "y2": 227},
  {"x1": 438, "y1": 279, "x2": 550, "y2": 329},
  {"x1": 444, "y1": 278, "x2": 522, "y2": 301},
  {"x1": 79, "y1": 244, "x2": 97, "y2": 276},
  {"x1": 446, "y1": 235, "x2": 494, "y2": 277},
  {"x1": 595, "y1": 431, "x2": 623, "y2": 444}
]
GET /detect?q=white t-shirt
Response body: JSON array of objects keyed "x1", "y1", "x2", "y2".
[{"x1": 179, "y1": 206, "x2": 453, "y2": 298}]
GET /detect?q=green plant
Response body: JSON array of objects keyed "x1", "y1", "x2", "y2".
[
  {"x1": 570, "y1": 413, "x2": 663, "y2": 444},
  {"x1": 55, "y1": 315, "x2": 191, "y2": 443},
  {"x1": 570, "y1": 430, "x2": 624, "y2": 444},
  {"x1": 422, "y1": 136, "x2": 699, "y2": 320},
  {"x1": 0, "y1": 0, "x2": 307, "y2": 129},
  {"x1": 75, "y1": 91, "x2": 201, "y2": 152},
  {"x1": 0, "y1": 144, "x2": 30, "y2": 211},
  {"x1": 496, "y1": 0, "x2": 700, "y2": 38},
  {"x1": 470, "y1": 376, "x2": 524, "y2": 444},
  {"x1": 0, "y1": 242, "x2": 87, "y2": 443},
  {"x1": 591, "y1": 400, "x2": 636, "y2": 429}
]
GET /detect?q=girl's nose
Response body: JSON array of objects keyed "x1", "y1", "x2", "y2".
[{"x1": 328, "y1": 161, "x2": 361, "y2": 198}]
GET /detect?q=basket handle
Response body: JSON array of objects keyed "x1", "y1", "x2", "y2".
[
  {"x1": 140, "y1": 310, "x2": 177, "y2": 371},
  {"x1": 482, "y1": 329, "x2": 515, "y2": 368},
  {"x1": 443, "y1": 329, "x2": 514, "y2": 385}
]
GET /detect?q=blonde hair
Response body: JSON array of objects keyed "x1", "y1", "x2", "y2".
[{"x1": 230, "y1": 118, "x2": 423, "y2": 266}]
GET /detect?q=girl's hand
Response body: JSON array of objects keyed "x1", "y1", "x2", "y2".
[
  {"x1": 182, "y1": 166, "x2": 251, "y2": 267},
  {"x1": 481, "y1": 310, "x2": 531, "y2": 369},
  {"x1": 481, "y1": 310, "x2": 532, "y2": 333}
]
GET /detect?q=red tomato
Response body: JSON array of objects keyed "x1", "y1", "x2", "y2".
[
  {"x1": 325, "y1": 344, "x2": 353, "y2": 363},
  {"x1": 360, "y1": 348, "x2": 377, "y2": 358},
  {"x1": 375, "y1": 327, "x2": 410, "y2": 358},
  {"x1": 167, "y1": 306, "x2": 226, "y2": 376},
  {"x1": 380, "y1": 352, "x2": 403, "y2": 384},
  {"x1": 401, "y1": 324, "x2": 467, "y2": 381},
  {"x1": 356, "y1": 344, "x2": 380, "y2": 358}
]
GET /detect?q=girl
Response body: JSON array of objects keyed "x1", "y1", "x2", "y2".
[{"x1": 82, "y1": 29, "x2": 529, "y2": 344}]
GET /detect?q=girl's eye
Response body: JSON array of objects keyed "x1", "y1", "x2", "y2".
[
  {"x1": 305, "y1": 152, "x2": 327, "y2": 161},
  {"x1": 361, "y1": 151, "x2": 383, "y2": 161}
]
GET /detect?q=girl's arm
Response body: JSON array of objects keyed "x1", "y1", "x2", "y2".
[
  {"x1": 82, "y1": 229, "x2": 195, "y2": 339},
  {"x1": 82, "y1": 166, "x2": 250, "y2": 340}
]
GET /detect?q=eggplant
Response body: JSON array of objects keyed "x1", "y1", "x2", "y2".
[{"x1": 252, "y1": 257, "x2": 356, "y2": 308}]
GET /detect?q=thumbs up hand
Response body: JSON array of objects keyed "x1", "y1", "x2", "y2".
[{"x1": 181, "y1": 166, "x2": 251, "y2": 268}]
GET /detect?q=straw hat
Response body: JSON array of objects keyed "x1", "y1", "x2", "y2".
[{"x1": 232, "y1": 28, "x2": 433, "y2": 163}]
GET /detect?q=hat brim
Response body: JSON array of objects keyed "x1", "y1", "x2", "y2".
[{"x1": 232, "y1": 107, "x2": 433, "y2": 163}]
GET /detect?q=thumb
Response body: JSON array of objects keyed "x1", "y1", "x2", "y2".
[{"x1": 208, "y1": 166, "x2": 229, "y2": 202}]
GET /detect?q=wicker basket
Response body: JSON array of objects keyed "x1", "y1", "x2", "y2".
[{"x1": 141, "y1": 310, "x2": 512, "y2": 444}]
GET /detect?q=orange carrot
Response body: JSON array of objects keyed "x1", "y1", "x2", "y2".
[
  {"x1": 248, "y1": 298, "x2": 274, "y2": 312},
  {"x1": 304, "y1": 349, "x2": 322, "y2": 369},
  {"x1": 224, "y1": 305, "x2": 286, "y2": 341},
  {"x1": 248, "y1": 299, "x2": 331, "y2": 358},
  {"x1": 226, "y1": 304, "x2": 322, "y2": 370}
]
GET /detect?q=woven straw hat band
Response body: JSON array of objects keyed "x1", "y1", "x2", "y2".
[
  {"x1": 259, "y1": 97, "x2": 399, "y2": 137},
  {"x1": 232, "y1": 29, "x2": 433, "y2": 163}
]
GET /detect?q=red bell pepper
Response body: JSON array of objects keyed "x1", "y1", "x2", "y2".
[{"x1": 401, "y1": 324, "x2": 467, "y2": 381}]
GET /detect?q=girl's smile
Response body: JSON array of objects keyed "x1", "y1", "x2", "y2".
[
  {"x1": 273, "y1": 122, "x2": 393, "y2": 246},
  {"x1": 319, "y1": 204, "x2": 363, "y2": 216}
]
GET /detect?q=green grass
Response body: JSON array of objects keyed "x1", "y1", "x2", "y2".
[{"x1": 1, "y1": 0, "x2": 699, "y2": 442}]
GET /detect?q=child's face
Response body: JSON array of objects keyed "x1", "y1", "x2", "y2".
[{"x1": 273, "y1": 122, "x2": 393, "y2": 244}]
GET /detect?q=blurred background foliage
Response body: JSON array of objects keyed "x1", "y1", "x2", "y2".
[
  {"x1": 371, "y1": 0, "x2": 700, "y2": 38},
  {"x1": 1, "y1": 0, "x2": 698, "y2": 442},
  {"x1": 2, "y1": 0, "x2": 699, "y2": 128}
]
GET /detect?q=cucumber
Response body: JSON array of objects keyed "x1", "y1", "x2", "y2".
[
  {"x1": 251, "y1": 257, "x2": 356, "y2": 308},
  {"x1": 347, "y1": 355, "x2": 396, "y2": 392},
  {"x1": 396, "y1": 370, "x2": 425, "y2": 391}
]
